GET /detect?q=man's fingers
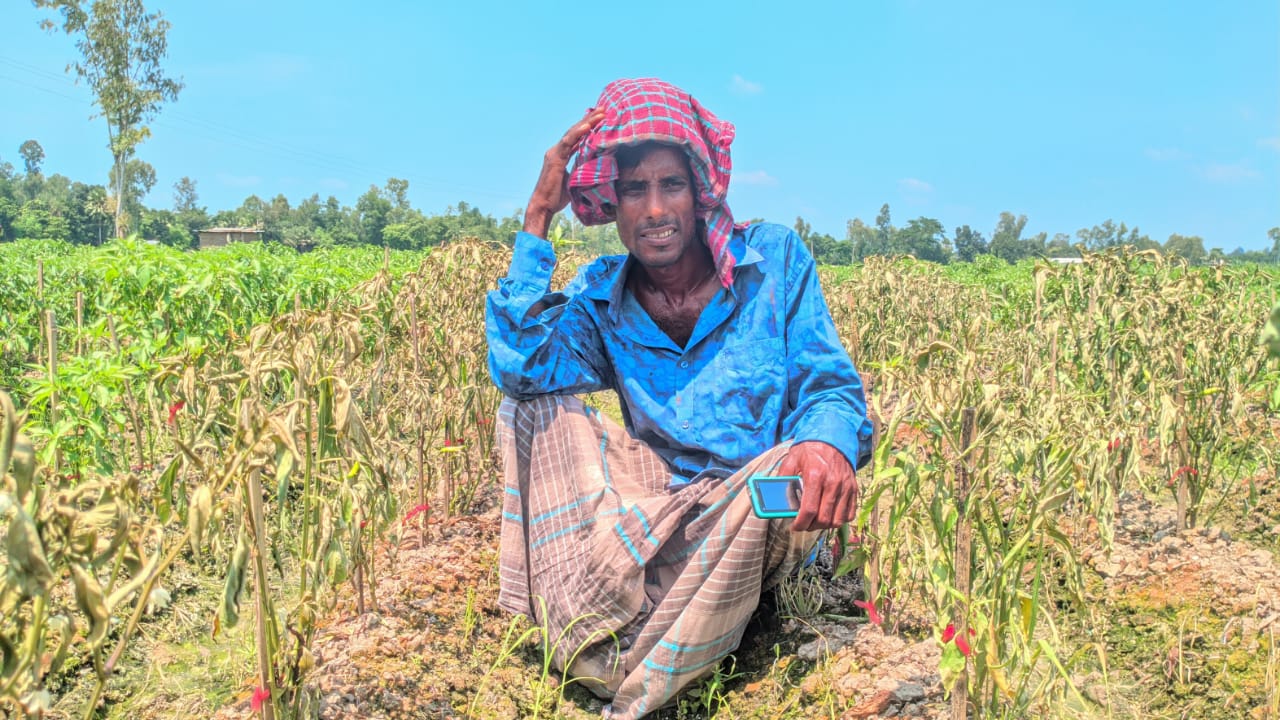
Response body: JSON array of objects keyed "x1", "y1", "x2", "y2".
[
  {"x1": 792, "y1": 475, "x2": 821, "y2": 532},
  {"x1": 558, "y1": 110, "x2": 606, "y2": 152},
  {"x1": 817, "y1": 474, "x2": 841, "y2": 527}
]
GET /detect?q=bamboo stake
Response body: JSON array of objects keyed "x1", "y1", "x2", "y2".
[
  {"x1": 866, "y1": 415, "x2": 885, "y2": 621},
  {"x1": 247, "y1": 469, "x2": 277, "y2": 720},
  {"x1": 75, "y1": 291, "x2": 84, "y2": 356},
  {"x1": 409, "y1": 293, "x2": 421, "y2": 375},
  {"x1": 417, "y1": 419, "x2": 427, "y2": 549},
  {"x1": 47, "y1": 310, "x2": 60, "y2": 474},
  {"x1": 37, "y1": 260, "x2": 47, "y2": 358},
  {"x1": 951, "y1": 407, "x2": 976, "y2": 720}
]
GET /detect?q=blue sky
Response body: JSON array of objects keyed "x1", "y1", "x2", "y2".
[{"x1": 2, "y1": 1, "x2": 1277, "y2": 251}]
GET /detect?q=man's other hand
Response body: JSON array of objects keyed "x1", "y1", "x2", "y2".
[
  {"x1": 524, "y1": 107, "x2": 607, "y2": 238},
  {"x1": 777, "y1": 441, "x2": 857, "y2": 532}
]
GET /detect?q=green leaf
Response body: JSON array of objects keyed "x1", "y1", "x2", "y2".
[{"x1": 938, "y1": 642, "x2": 966, "y2": 693}]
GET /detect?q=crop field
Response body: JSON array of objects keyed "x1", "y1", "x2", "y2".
[{"x1": 1, "y1": 237, "x2": 1278, "y2": 719}]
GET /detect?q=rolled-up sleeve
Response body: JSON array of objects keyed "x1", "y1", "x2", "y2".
[
  {"x1": 485, "y1": 232, "x2": 612, "y2": 399},
  {"x1": 779, "y1": 235, "x2": 874, "y2": 471}
]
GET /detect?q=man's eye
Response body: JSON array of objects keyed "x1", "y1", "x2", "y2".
[
  {"x1": 620, "y1": 186, "x2": 645, "y2": 198},
  {"x1": 663, "y1": 180, "x2": 688, "y2": 191}
]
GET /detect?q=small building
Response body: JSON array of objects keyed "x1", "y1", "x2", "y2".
[{"x1": 198, "y1": 227, "x2": 263, "y2": 249}]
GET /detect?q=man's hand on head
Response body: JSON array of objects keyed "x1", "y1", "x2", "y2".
[
  {"x1": 524, "y1": 107, "x2": 607, "y2": 239},
  {"x1": 777, "y1": 441, "x2": 858, "y2": 532}
]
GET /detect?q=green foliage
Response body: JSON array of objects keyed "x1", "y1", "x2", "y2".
[{"x1": 34, "y1": 0, "x2": 184, "y2": 237}]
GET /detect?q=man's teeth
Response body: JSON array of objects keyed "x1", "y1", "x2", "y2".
[{"x1": 644, "y1": 229, "x2": 675, "y2": 239}]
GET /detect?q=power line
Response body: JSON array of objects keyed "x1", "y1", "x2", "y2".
[{"x1": 0, "y1": 53, "x2": 519, "y2": 203}]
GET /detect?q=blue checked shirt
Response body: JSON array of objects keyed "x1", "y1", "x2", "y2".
[{"x1": 486, "y1": 222, "x2": 873, "y2": 486}]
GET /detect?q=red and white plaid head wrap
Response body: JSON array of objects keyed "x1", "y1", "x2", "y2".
[{"x1": 568, "y1": 78, "x2": 740, "y2": 288}]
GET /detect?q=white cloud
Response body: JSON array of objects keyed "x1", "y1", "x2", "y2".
[
  {"x1": 730, "y1": 74, "x2": 763, "y2": 96},
  {"x1": 898, "y1": 177, "x2": 933, "y2": 193},
  {"x1": 736, "y1": 169, "x2": 778, "y2": 186},
  {"x1": 1203, "y1": 162, "x2": 1261, "y2": 183},
  {"x1": 1145, "y1": 147, "x2": 1189, "y2": 162},
  {"x1": 1259, "y1": 137, "x2": 1280, "y2": 152}
]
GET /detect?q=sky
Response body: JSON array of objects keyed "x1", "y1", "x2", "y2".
[{"x1": 2, "y1": 1, "x2": 1277, "y2": 251}]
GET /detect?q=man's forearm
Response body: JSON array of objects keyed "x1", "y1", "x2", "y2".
[{"x1": 522, "y1": 205, "x2": 555, "y2": 239}]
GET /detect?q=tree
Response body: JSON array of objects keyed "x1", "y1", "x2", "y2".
[
  {"x1": 874, "y1": 203, "x2": 893, "y2": 256},
  {"x1": 35, "y1": 0, "x2": 184, "y2": 238},
  {"x1": 355, "y1": 184, "x2": 392, "y2": 245},
  {"x1": 898, "y1": 217, "x2": 949, "y2": 263},
  {"x1": 118, "y1": 158, "x2": 155, "y2": 231},
  {"x1": 989, "y1": 211, "x2": 1028, "y2": 263},
  {"x1": 952, "y1": 225, "x2": 988, "y2": 262},
  {"x1": 173, "y1": 175, "x2": 199, "y2": 212},
  {"x1": 18, "y1": 140, "x2": 45, "y2": 176},
  {"x1": 846, "y1": 218, "x2": 876, "y2": 262},
  {"x1": 1075, "y1": 219, "x2": 1154, "y2": 251},
  {"x1": 1164, "y1": 233, "x2": 1206, "y2": 264},
  {"x1": 14, "y1": 200, "x2": 71, "y2": 241},
  {"x1": 1045, "y1": 233, "x2": 1076, "y2": 258},
  {"x1": 1269, "y1": 227, "x2": 1280, "y2": 262}
]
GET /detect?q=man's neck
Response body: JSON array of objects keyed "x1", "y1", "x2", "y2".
[{"x1": 632, "y1": 248, "x2": 717, "y2": 305}]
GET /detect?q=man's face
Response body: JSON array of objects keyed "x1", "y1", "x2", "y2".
[{"x1": 611, "y1": 145, "x2": 699, "y2": 270}]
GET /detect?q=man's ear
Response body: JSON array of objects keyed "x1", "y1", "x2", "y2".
[{"x1": 601, "y1": 203, "x2": 616, "y2": 220}]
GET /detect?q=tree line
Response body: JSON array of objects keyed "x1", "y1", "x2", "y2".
[
  {"x1": 798, "y1": 205, "x2": 1280, "y2": 266},
  {"x1": 12, "y1": 0, "x2": 1278, "y2": 266},
  {"x1": 4, "y1": 145, "x2": 1279, "y2": 267}
]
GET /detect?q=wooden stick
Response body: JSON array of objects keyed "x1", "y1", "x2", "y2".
[
  {"x1": 75, "y1": 291, "x2": 84, "y2": 356},
  {"x1": 47, "y1": 310, "x2": 59, "y2": 474},
  {"x1": 409, "y1": 293, "x2": 421, "y2": 375},
  {"x1": 951, "y1": 407, "x2": 976, "y2": 720},
  {"x1": 247, "y1": 469, "x2": 276, "y2": 720}
]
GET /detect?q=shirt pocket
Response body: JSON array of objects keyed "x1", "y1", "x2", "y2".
[{"x1": 706, "y1": 337, "x2": 786, "y2": 432}]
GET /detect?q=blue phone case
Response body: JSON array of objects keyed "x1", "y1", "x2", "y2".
[{"x1": 747, "y1": 475, "x2": 803, "y2": 518}]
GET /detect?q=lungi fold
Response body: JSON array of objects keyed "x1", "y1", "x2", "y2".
[{"x1": 497, "y1": 395, "x2": 819, "y2": 719}]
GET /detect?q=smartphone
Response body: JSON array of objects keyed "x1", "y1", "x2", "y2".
[{"x1": 746, "y1": 475, "x2": 803, "y2": 519}]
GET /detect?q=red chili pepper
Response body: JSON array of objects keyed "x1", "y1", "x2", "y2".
[
  {"x1": 250, "y1": 686, "x2": 270, "y2": 711},
  {"x1": 854, "y1": 599, "x2": 882, "y2": 625},
  {"x1": 403, "y1": 503, "x2": 430, "y2": 523}
]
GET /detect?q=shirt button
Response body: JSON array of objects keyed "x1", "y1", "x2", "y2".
[
  {"x1": 679, "y1": 360, "x2": 689, "y2": 368},
  {"x1": 681, "y1": 421, "x2": 690, "y2": 429},
  {"x1": 539, "y1": 260, "x2": 552, "y2": 271}
]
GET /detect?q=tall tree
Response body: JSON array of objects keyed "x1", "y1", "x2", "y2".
[
  {"x1": 1269, "y1": 227, "x2": 1280, "y2": 262},
  {"x1": 846, "y1": 218, "x2": 876, "y2": 262},
  {"x1": 952, "y1": 225, "x2": 988, "y2": 262},
  {"x1": 897, "y1": 217, "x2": 949, "y2": 263},
  {"x1": 118, "y1": 158, "x2": 155, "y2": 230},
  {"x1": 874, "y1": 203, "x2": 893, "y2": 256},
  {"x1": 18, "y1": 140, "x2": 45, "y2": 176},
  {"x1": 35, "y1": 0, "x2": 184, "y2": 238},
  {"x1": 172, "y1": 175, "x2": 198, "y2": 212},
  {"x1": 989, "y1": 211, "x2": 1028, "y2": 263}
]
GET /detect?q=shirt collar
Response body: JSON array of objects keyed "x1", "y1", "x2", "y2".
[{"x1": 580, "y1": 228, "x2": 764, "y2": 322}]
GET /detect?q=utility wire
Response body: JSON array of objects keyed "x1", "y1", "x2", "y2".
[{"x1": 0, "y1": 54, "x2": 519, "y2": 204}]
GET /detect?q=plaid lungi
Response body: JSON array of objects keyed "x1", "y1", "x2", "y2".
[{"x1": 497, "y1": 395, "x2": 819, "y2": 719}]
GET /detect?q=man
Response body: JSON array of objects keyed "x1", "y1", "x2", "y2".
[{"x1": 486, "y1": 78, "x2": 873, "y2": 718}]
